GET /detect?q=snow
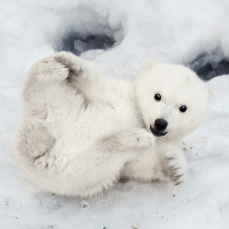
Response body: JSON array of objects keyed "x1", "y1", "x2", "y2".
[{"x1": 0, "y1": 0, "x2": 229, "y2": 228}]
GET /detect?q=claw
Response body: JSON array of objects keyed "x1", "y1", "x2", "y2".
[
  {"x1": 167, "y1": 157, "x2": 176, "y2": 160},
  {"x1": 175, "y1": 181, "x2": 182, "y2": 186},
  {"x1": 172, "y1": 174, "x2": 183, "y2": 181},
  {"x1": 175, "y1": 174, "x2": 183, "y2": 179}
]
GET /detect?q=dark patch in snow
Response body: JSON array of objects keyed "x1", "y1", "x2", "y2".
[
  {"x1": 49, "y1": 6, "x2": 127, "y2": 57},
  {"x1": 54, "y1": 32, "x2": 116, "y2": 56},
  {"x1": 188, "y1": 51, "x2": 229, "y2": 81}
]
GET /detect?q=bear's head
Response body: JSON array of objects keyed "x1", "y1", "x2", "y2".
[{"x1": 134, "y1": 60, "x2": 213, "y2": 140}]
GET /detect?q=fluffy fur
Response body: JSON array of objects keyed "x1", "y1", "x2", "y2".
[{"x1": 13, "y1": 52, "x2": 212, "y2": 197}]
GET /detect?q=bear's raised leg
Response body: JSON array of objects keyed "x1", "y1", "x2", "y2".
[{"x1": 54, "y1": 51, "x2": 108, "y2": 99}]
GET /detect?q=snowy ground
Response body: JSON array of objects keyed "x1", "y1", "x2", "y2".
[{"x1": 1, "y1": 0, "x2": 229, "y2": 228}]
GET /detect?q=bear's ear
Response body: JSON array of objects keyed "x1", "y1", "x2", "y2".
[
  {"x1": 143, "y1": 59, "x2": 160, "y2": 69},
  {"x1": 207, "y1": 85, "x2": 214, "y2": 99}
]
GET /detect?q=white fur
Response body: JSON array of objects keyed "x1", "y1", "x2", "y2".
[{"x1": 13, "y1": 52, "x2": 212, "y2": 197}]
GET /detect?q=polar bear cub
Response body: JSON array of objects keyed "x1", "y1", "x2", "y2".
[{"x1": 13, "y1": 52, "x2": 212, "y2": 197}]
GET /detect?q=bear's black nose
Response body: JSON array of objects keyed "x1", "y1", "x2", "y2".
[{"x1": 154, "y1": 119, "x2": 168, "y2": 131}]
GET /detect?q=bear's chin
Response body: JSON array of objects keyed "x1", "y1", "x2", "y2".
[{"x1": 150, "y1": 127, "x2": 167, "y2": 137}]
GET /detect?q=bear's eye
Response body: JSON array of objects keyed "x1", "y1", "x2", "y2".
[
  {"x1": 154, "y1": 94, "x2": 161, "y2": 101},
  {"x1": 179, "y1": 106, "x2": 187, "y2": 112}
]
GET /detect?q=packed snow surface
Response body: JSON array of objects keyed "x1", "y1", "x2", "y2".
[{"x1": 0, "y1": 0, "x2": 229, "y2": 228}]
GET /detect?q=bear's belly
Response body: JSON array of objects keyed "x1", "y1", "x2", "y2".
[{"x1": 50, "y1": 100, "x2": 139, "y2": 155}]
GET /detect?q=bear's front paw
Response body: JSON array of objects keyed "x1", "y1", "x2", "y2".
[
  {"x1": 162, "y1": 151, "x2": 187, "y2": 185},
  {"x1": 118, "y1": 128, "x2": 155, "y2": 150}
]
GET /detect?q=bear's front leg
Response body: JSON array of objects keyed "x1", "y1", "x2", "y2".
[
  {"x1": 158, "y1": 146, "x2": 187, "y2": 185},
  {"x1": 73, "y1": 128, "x2": 155, "y2": 197},
  {"x1": 102, "y1": 128, "x2": 155, "y2": 152}
]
